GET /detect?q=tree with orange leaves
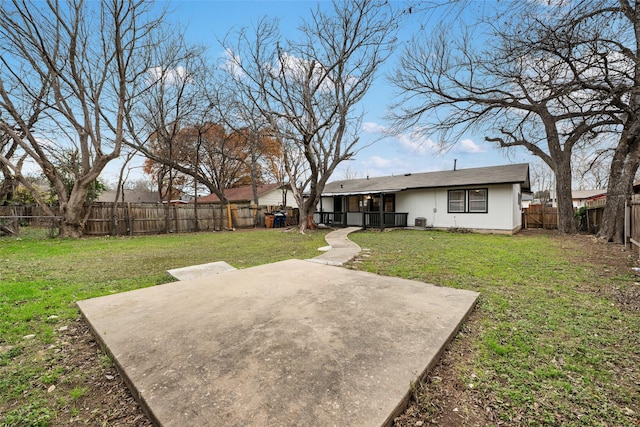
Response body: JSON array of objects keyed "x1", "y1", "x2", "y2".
[{"x1": 140, "y1": 121, "x2": 281, "y2": 203}]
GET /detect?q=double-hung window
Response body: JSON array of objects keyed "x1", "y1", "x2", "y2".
[
  {"x1": 448, "y1": 189, "x2": 488, "y2": 213},
  {"x1": 468, "y1": 189, "x2": 488, "y2": 212},
  {"x1": 448, "y1": 190, "x2": 466, "y2": 213}
]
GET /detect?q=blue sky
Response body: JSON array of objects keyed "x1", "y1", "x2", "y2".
[{"x1": 108, "y1": 0, "x2": 536, "y2": 185}]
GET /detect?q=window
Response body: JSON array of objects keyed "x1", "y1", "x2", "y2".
[
  {"x1": 448, "y1": 190, "x2": 465, "y2": 213},
  {"x1": 448, "y1": 189, "x2": 488, "y2": 213},
  {"x1": 348, "y1": 195, "x2": 360, "y2": 212},
  {"x1": 369, "y1": 195, "x2": 380, "y2": 212},
  {"x1": 468, "y1": 189, "x2": 487, "y2": 212},
  {"x1": 383, "y1": 194, "x2": 395, "y2": 212}
]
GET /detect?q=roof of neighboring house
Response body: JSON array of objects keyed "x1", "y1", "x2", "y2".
[
  {"x1": 322, "y1": 163, "x2": 531, "y2": 195},
  {"x1": 572, "y1": 189, "x2": 607, "y2": 200},
  {"x1": 98, "y1": 189, "x2": 160, "y2": 203},
  {"x1": 196, "y1": 183, "x2": 283, "y2": 204}
]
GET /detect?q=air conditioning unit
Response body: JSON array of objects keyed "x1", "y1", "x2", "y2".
[{"x1": 415, "y1": 217, "x2": 426, "y2": 227}]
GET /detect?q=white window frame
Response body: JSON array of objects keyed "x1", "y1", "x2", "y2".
[{"x1": 448, "y1": 189, "x2": 466, "y2": 213}]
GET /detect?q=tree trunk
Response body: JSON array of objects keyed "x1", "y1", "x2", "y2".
[
  {"x1": 58, "y1": 199, "x2": 85, "y2": 238},
  {"x1": 555, "y1": 163, "x2": 577, "y2": 234},
  {"x1": 297, "y1": 193, "x2": 319, "y2": 234},
  {"x1": 0, "y1": 170, "x2": 15, "y2": 205},
  {"x1": 249, "y1": 144, "x2": 260, "y2": 227},
  {"x1": 598, "y1": 134, "x2": 640, "y2": 243},
  {"x1": 298, "y1": 204, "x2": 310, "y2": 233}
]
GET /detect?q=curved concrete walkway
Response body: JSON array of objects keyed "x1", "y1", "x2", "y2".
[
  {"x1": 167, "y1": 227, "x2": 363, "y2": 280},
  {"x1": 307, "y1": 226, "x2": 362, "y2": 266}
]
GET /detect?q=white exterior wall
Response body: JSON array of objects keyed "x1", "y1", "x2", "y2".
[
  {"x1": 318, "y1": 197, "x2": 334, "y2": 212},
  {"x1": 511, "y1": 183, "x2": 523, "y2": 230},
  {"x1": 396, "y1": 184, "x2": 522, "y2": 232},
  {"x1": 259, "y1": 189, "x2": 299, "y2": 208}
]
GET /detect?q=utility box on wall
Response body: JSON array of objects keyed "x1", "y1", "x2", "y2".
[{"x1": 415, "y1": 217, "x2": 426, "y2": 227}]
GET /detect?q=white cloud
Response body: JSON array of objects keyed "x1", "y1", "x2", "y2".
[
  {"x1": 365, "y1": 155, "x2": 395, "y2": 168},
  {"x1": 362, "y1": 122, "x2": 387, "y2": 133},
  {"x1": 147, "y1": 66, "x2": 189, "y2": 86},
  {"x1": 457, "y1": 138, "x2": 484, "y2": 153},
  {"x1": 396, "y1": 130, "x2": 438, "y2": 155},
  {"x1": 222, "y1": 48, "x2": 245, "y2": 79},
  {"x1": 360, "y1": 156, "x2": 414, "y2": 176},
  {"x1": 272, "y1": 52, "x2": 335, "y2": 92}
]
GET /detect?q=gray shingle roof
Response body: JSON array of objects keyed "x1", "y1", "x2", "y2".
[{"x1": 322, "y1": 163, "x2": 530, "y2": 195}]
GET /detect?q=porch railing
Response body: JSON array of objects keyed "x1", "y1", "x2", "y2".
[
  {"x1": 314, "y1": 211, "x2": 408, "y2": 229},
  {"x1": 315, "y1": 211, "x2": 346, "y2": 226},
  {"x1": 364, "y1": 212, "x2": 408, "y2": 229}
]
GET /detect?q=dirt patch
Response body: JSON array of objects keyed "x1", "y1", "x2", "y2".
[
  {"x1": 57, "y1": 231, "x2": 638, "y2": 427},
  {"x1": 48, "y1": 319, "x2": 152, "y2": 426},
  {"x1": 554, "y1": 231, "x2": 640, "y2": 311}
]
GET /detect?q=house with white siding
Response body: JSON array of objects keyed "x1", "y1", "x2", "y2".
[
  {"x1": 196, "y1": 183, "x2": 296, "y2": 208},
  {"x1": 316, "y1": 163, "x2": 531, "y2": 234}
]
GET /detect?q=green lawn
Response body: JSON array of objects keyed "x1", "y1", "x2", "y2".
[
  {"x1": 0, "y1": 228, "x2": 328, "y2": 426},
  {"x1": 1, "y1": 228, "x2": 639, "y2": 426},
  {"x1": 349, "y1": 230, "x2": 640, "y2": 426}
]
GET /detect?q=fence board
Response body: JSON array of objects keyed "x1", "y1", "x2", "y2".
[
  {"x1": 1, "y1": 202, "x2": 298, "y2": 236},
  {"x1": 523, "y1": 205, "x2": 558, "y2": 229},
  {"x1": 631, "y1": 195, "x2": 640, "y2": 246}
]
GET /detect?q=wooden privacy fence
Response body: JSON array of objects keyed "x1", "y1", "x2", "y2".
[
  {"x1": 522, "y1": 205, "x2": 558, "y2": 229},
  {"x1": 628, "y1": 194, "x2": 640, "y2": 251},
  {"x1": 582, "y1": 198, "x2": 606, "y2": 233},
  {"x1": 0, "y1": 203, "x2": 298, "y2": 236}
]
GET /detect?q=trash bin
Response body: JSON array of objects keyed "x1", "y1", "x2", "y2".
[
  {"x1": 274, "y1": 213, "x2": 285, "y2": 228},
  {"x1": 265, "y1": 213, "x2": 274, "y2": 228}
]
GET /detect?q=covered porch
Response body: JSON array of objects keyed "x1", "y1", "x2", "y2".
[{"x1": 315, "y1": 192, "x2": 408, "y2": 230}]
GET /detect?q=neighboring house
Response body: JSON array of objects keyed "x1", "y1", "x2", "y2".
[
  {"x1": 548, "y1": 189, "x2": 608, "y2": 209},
  {"x1": 572, "y1": 189, "x2": 607, "y2": 208},
  {"x1": 316, "y1": 163, "x2": 531, "y2": 234},
  {"x1": 196, "y1": 183, "x2": 297, "y2": 208}
]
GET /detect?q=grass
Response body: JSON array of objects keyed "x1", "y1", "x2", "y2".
[
  {"x1": 0, "y1": 227, "x2": 328, "y2": 426},
  {"x1": 1, "y1": 227, "x2": 639, "y2": 426},
  {"x1": 349, "y1": 230, "x2": 640, "y2": 426}
]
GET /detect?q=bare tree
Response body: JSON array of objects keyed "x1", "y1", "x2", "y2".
[
  {"x1": 573, "y1": 145, "x2": 612, "y2": 191},
  {"x1": 209, "y1": 72, "x2": 286, "y2": 210},
  {"x1": 550, "y1": 0, "x2": 640, "y2": 242},
  {"x1": 0, "y1": 132, "x2": 28, "y2": 205},
  {"x1": 341, "y1": 164, "x2": 362, "y2": 181},
  {"x1": 126, "y1": 36, "x2": 208, "y2": 199},
  {"x1": 390, "y1": 2, "x2": 621, "y2": 234},
  {"x1": 223, "y1": 0, "x2": 398, "y2": 232},
  {"x1": 0, "y1": 0, "x2": 166, "y2": 237},
  {"x1": 529, "y1": 160, "x2": 555, "y2": 204},
  {"x1": 126, "y1": 41, "x2": 259, "y2": 215}
]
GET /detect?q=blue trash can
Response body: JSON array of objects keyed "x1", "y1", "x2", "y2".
[{"x1": 274, "y1": 213, "x2": 285, "y2": 228}]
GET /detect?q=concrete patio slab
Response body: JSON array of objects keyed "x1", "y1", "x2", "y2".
[
  {"x1": 167, "y1": 261, "x2": 236, "y2": 281},
  {"x1": 78, "y1": 259, "x2": 478, "y2": 427}
]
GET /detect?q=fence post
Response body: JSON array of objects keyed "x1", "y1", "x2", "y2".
[
  {"x1": 127, "y1": 202, "x2": 133, "y2": 236},
  {"x1": 625, "y1": 199, "x2": 630, "y2": 249}
]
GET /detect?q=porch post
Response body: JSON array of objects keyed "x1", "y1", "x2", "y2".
[
  {"x1": 380, "y1": 193, "x2": 385, "y2": 231},
  {"x1": 342, "y1": 196, "x2": 347, "y2": 227}
]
